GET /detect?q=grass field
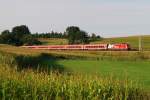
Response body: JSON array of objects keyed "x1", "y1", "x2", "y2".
[
  {"x1": 38, "y1": 38, "x2": 68, "y2": 45},
  {"x1": 0, "y1": 44, "x2": 150, "y2": 61},
  {"x1": 0, "y1": 44, "x2": 150, "y2": 89},
  {"x1": 56, "y1": 60, "x2": 150, "y2": 89},
  {"x1": 0, "y1": 37, "x2": 150, "y2": 99}
]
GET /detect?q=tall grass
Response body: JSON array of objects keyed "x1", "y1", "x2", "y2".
[
  {"x1": 0, "y1": 51, "x2": 149, "y2": 100},
  {"x1": 0, "y1": 51, "x2": 64, "y2": 72},
  {"x1": 0, "y1": 64, "x2": 149, "y2": 100}
]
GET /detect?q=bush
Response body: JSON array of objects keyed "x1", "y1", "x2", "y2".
[
  {"x1": 0, "y1": 25, "x2": 41, "y2": 46},
  {"x1": 22, "y1": 35, "x2": 41, "y2": 46}
]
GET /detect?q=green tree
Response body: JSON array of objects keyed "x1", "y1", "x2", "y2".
[
  {"x1": 91, "y1": 33, "x2": 96, "y2": 39},
  {"x1": 1, "y1": 30, "x2": 10, "y2": 35},
  {"x1": 90, "y1": 33, "x2": 97, "y2": 41},
  {"x1": 0, "y1": 30, "x2": 13, "y2": 44},
  {"x1": 0, "y1": 25, "x2": 41, "y2": 46},
  {"x1": 79, "y1": 31, "x2": 89, "y2": 44},
  {"x1": 11, "y1": 25, "x2": 31, "y2": 46},
  {"x1": 90, "y1": 33, "x2": 102, "y2": 42},
  {"x1": 66, "y1": 26, "x2": 89, "y2": 44},
  {"x1": 66, "y1": 26, "x2": 80, "y2": 44},
  {"x1": 12, "y1": 25, "x2": 31, "y2": 35},
  {"x1": 22, "y1": 35, "x2": 41, "y2": 45},
  {"x1": 12, "y1": 25, "x2": 31, "y2": 38}
]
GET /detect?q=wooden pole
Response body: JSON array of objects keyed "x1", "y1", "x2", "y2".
[{"x1": 139, "y1": 36, "x2": 142, "y2": 51}]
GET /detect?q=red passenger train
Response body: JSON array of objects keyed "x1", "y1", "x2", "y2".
[{"x1": 22, "y1": 43, "x2": 130, "y2": 51}]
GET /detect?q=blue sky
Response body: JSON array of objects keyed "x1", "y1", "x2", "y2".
[{"x1": 0, "y1": 0, "x2": 150, "y2": 37}]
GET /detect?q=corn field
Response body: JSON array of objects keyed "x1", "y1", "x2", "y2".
[
  {"x1": 0, "y1": 51, "x2": 149, "y2": 100},
  {"x1": 0, "y1": 65, "x2": 149, "y2": 100}
]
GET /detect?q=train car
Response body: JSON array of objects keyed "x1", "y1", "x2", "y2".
[
  {"x1": 22, "y1": 46, "x2": 39, "y2": 49},
  {"x1": 22, "y1": 43, "x2": 130, "y2": 51},
  {"x1": 107, "y1": 43, "x2": 130, "y2": 50},
  {"x1": 47, "y1": 45, "x2": 66, "y2": 50},
  {"x1": 35, "y1": 46, "x2": 49, "y2": 49},
  {"x1": 84, "y1": 44, "x2": 108, "y2": 50},
  {"x1": 65, "y1": 45, "x2": 83, "y2": 50}
]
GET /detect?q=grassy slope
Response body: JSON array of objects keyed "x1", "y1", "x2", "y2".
[
  {"x1": 0, "y1": 44, "x2": 150, "y2": 60},
  {"x1": 1, "y1": 63, "x2": 147, "y2": 99},
  {"x1": 0, "y1": 36, "x2": 150, "y2": 98},
  {"x1": 56, "y1": 60, "x2": 150, "y2": 89},
  {"x1": 38, "y1": 35, "x2": 150, "y2": 50},
  {"x1": 1, "y1": 35, "x2": 150, "y2": 89},
  {"x1": 91, "y1": 35, "x2": 150, "y2": 50},
  {"x1": 0, "y1": 44, "x2": 150, "y2": 89},
  {"x1": 38, "y1": 38, "x2": 68, "y2": 45}
]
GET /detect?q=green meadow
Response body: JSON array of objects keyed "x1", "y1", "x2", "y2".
[{"x1": 55, "y1": 60, "x2": 150, "y2": 89}]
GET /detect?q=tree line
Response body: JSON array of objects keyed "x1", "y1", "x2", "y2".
[
  {"x1": 0, "y1": 25, "x2": 102, "y2": 46},
  {"x1": 32, "y1": 32, "x2": 66, "y2": 38}
]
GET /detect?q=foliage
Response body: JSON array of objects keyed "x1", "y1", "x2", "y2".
[
  {"x1": 32, "y1": 27, "x2": 102, "y2": 44},
  {"x1": 0, "y1": 30, "x2": 14, "y2": 44},
  {"x1": 0, "y1": 25, "x2": 103, "y2": 45},
  {"x1": 12, "y1": 25, "x2": 31, "y2": 37},
  {"x1": 0, "y1": 25, "x2": 41, "y2": 46},
  {"x1": 32, "y1": 31, "x2": 66, "y2": 38},
  {"x1": 90, "y1": 33, "x2": 102, "y2": 42},
  {"x1": 22, "y1": 35, "x2": 41, "y2": 46},
  {"x1": 66, "y1": 26, "x2": 89, "y2": 44},
  {"x1": 77, "y1": 30, "x2": 89, "y2": 44},
  {"x1": 1, "y1": 30, "x2": 10, "y2": 35}
]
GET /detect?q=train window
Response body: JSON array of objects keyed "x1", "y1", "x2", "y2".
[
  {"x1": 39, "y1": 47, "x2": 47, "y2": 48},
  {"x1": 99, "y1": 46, "x2": 104, "y2": 48},
  {"x1": 51, "y1": 46, "x2": 61, "y2": 48},
  {"x1": 29, "y1": 47, "x2": 35, "y2": 48},
  {"x1": 67, "y1": 46, "x2": 81, "y2": 48}
]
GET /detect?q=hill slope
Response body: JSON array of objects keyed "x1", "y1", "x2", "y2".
[
  {"x1": 91, "y1": 35, "x2": 150, "y2": 50},
  {"x1": 38, "y1": 38, "x2": 68, "y2": 45},
  {"x1": 38, "y1": 35, "x2": 150, "y2": 50}
]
